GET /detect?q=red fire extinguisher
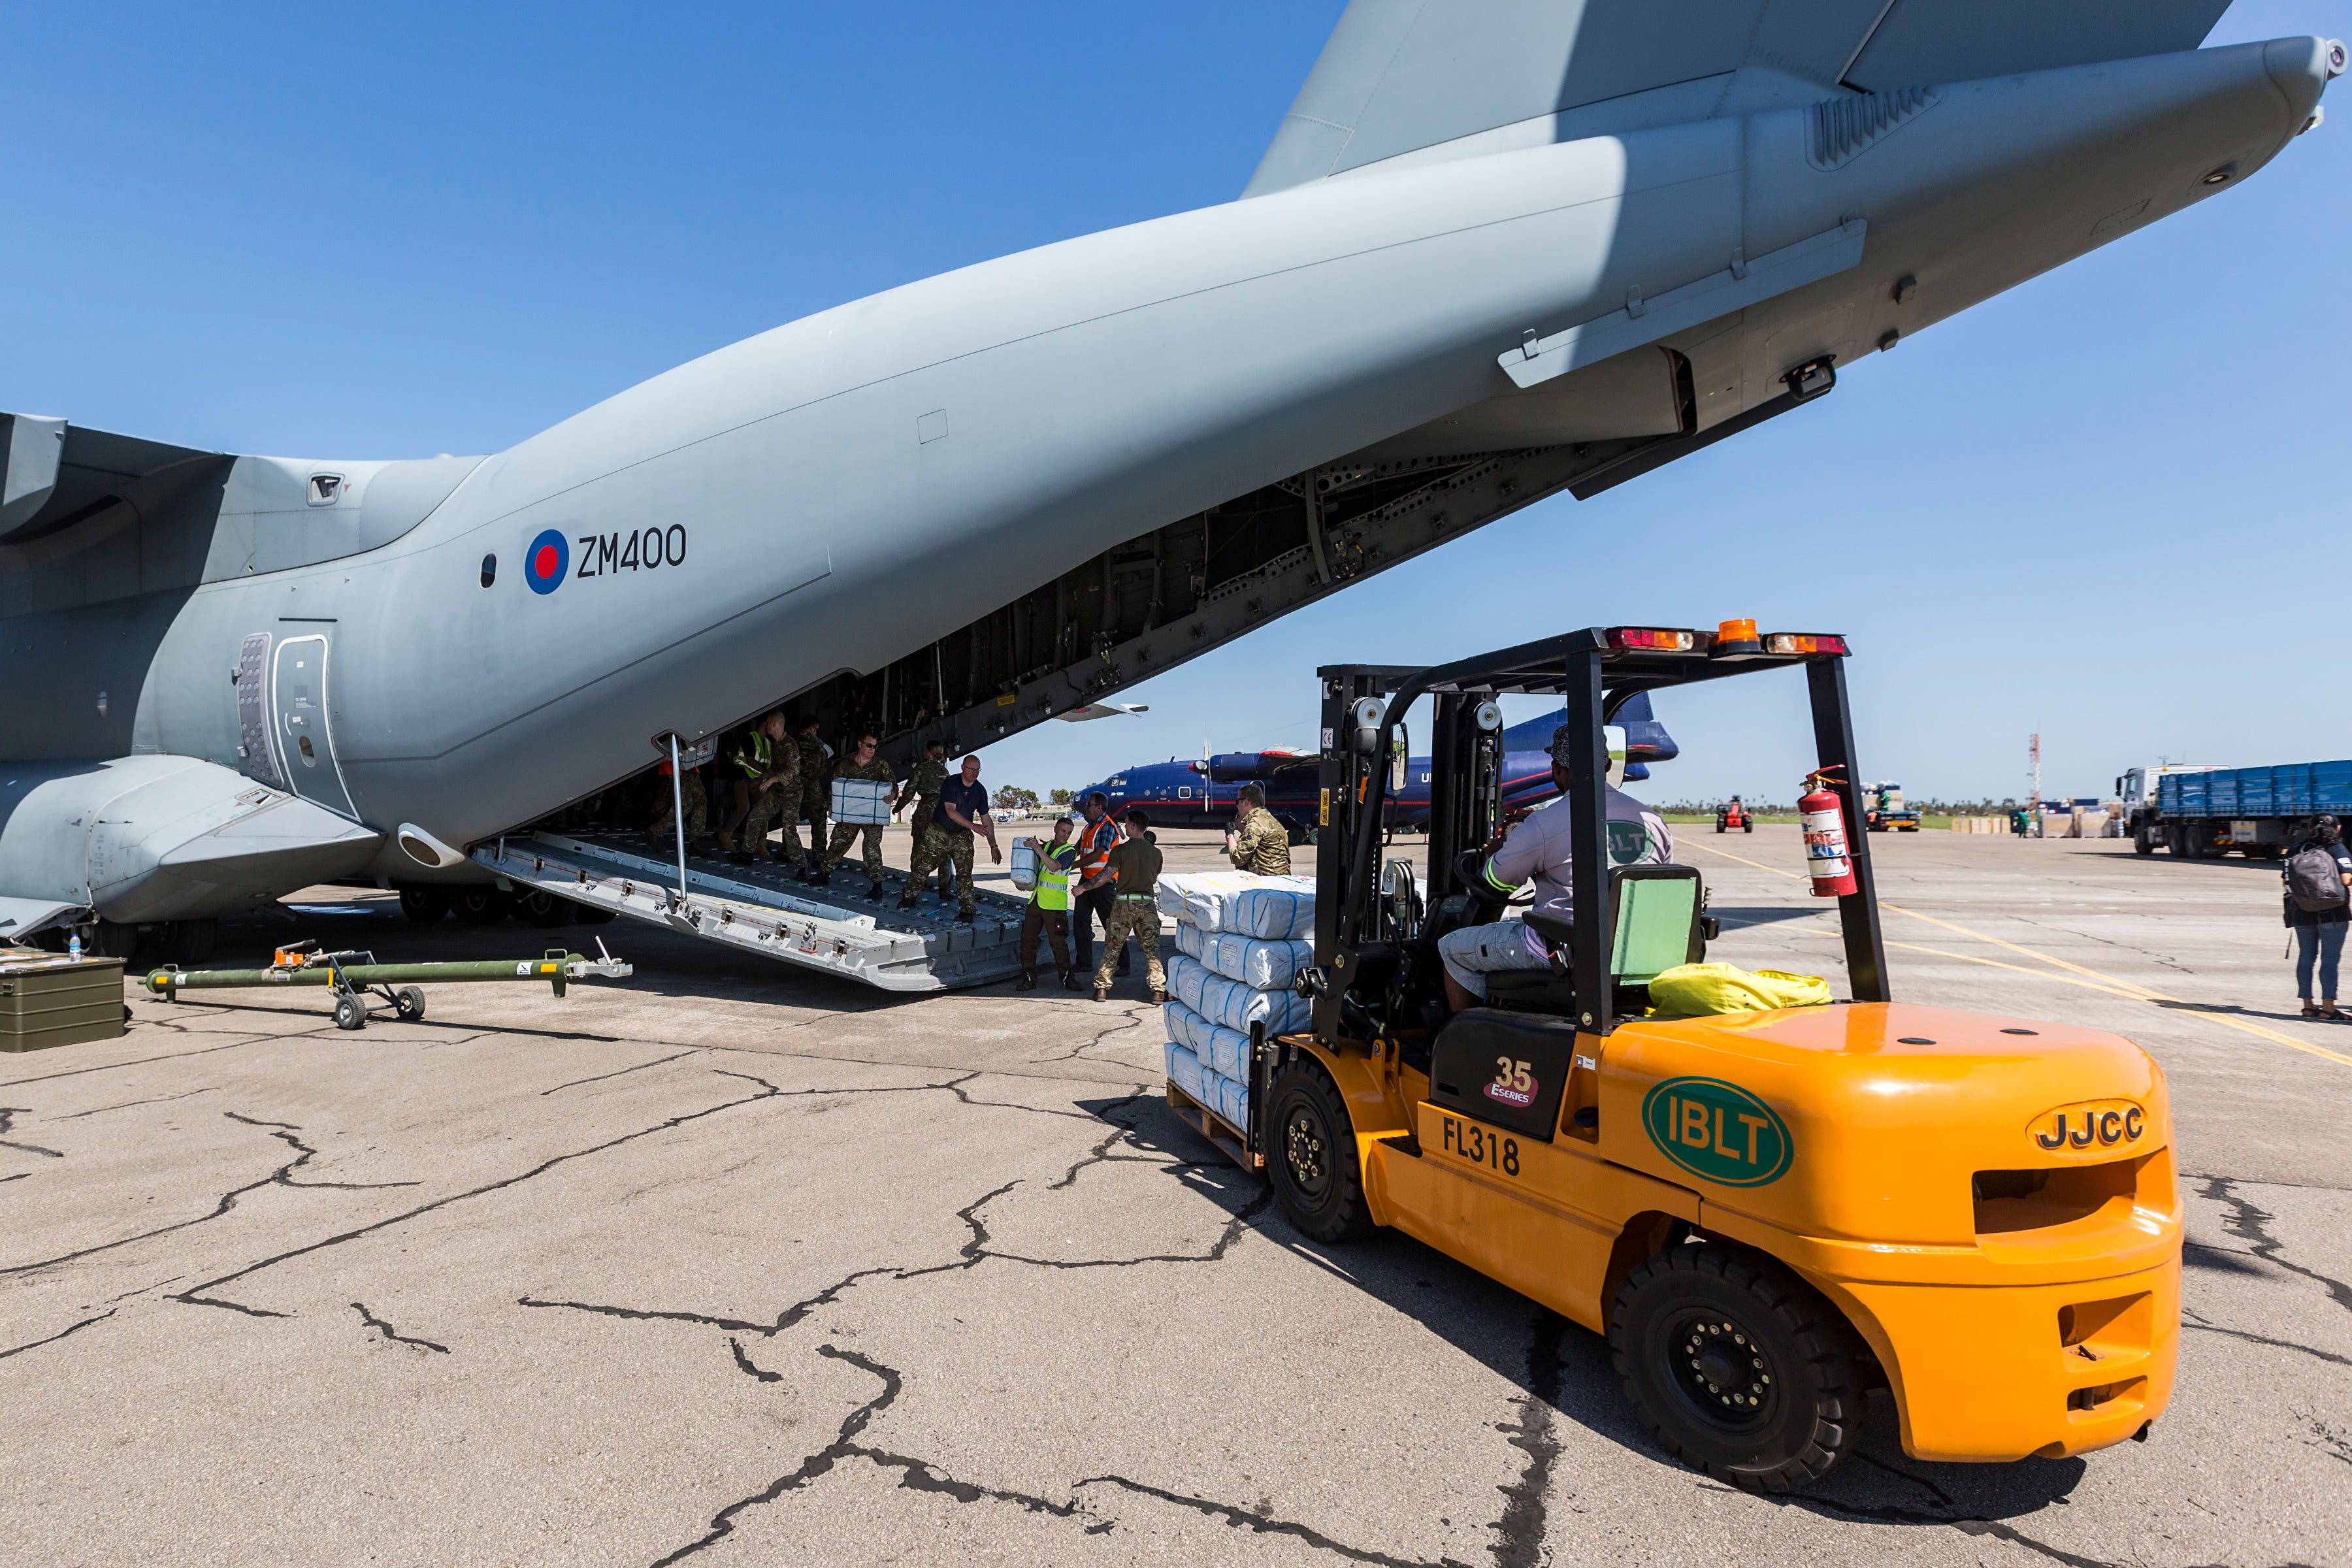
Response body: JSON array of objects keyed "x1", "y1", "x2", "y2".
[{"x1": 1799, "y1": 767, "x2": 1857, "y2": 898}]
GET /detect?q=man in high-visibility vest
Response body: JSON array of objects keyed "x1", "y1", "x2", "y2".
[
  {"x1": 727, "y1": 711, "x2": 799, "y2": 863},
  {"x1": 1071, "y1": 791, "x2": 1126, "y2": 977},
  {"x1": 1015, "y1": 815, "x2": 1082, "y2": 991}
]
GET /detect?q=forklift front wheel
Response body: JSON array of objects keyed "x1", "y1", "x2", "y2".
[
  {"x1": 1608, "y1": 1243, "x2": 1863, "y2": 1493},
  {"x1": 1266, "y1": 1063, "x2": 1375, "y2": 1244}
]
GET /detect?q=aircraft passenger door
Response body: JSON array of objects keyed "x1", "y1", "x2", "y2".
[{"x1": 270, "y1": 634, "x2": 359, "y2": 819}]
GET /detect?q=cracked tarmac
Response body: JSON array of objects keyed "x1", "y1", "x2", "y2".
[{"x1": 3, "y1": 826, "x2": 2347, "y2": 1566}]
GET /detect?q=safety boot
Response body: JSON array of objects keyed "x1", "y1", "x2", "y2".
[
  {"x1": 1015, "y1": 972, "x2": 1037, "y2": 991},
  {"x1": 1093, "y1": 985, "x2": 1110, "y2": 1002}
]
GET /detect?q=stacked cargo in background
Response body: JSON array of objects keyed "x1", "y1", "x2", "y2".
[{"x1": 1157, "y1": 873, "x2": 1315, "y2": 1134}]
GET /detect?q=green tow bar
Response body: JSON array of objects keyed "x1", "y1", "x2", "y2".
[{"x1": 142, "y1": 939, "x2": 634, "y2": 1030}]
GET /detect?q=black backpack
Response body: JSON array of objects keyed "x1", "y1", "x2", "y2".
[{"x1": 2285, "y1": 843, "x2": 2349, "y2": 913}]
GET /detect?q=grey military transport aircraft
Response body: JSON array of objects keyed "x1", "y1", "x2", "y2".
[{"x1": 1, "y1": 3, "x2": 2340, "y2": 986}]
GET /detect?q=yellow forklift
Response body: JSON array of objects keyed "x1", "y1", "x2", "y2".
[{"x1": 1235, "y1": 623, "x2": 2178, "y2": 1490}]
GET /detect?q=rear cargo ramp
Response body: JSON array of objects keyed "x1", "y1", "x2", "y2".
[{"x1": 474, "y1": 832, "x2": 1025, "y2": 992}]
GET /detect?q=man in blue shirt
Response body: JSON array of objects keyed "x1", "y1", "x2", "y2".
[{"x1": 901, "y1": 753, "x2": 1002, "y2": 923}]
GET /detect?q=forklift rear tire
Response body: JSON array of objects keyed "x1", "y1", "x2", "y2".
[
  {"x1": 1742, "y1": 823, "x2": 1752, "y2": 834},
  {"x1": 1608, "y1": 1241, "x2": 1863, "y2": 1493},
  {"x1": 1266, "y1": 1062, "x2": 1375, "y2": 1244}
]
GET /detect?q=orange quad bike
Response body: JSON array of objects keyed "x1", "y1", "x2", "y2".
[{"x1": 1186, "y1": 623, "x2": 2178, "y2": 1493}]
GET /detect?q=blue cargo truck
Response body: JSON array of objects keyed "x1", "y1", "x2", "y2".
[{"x1": 2117, "y1": 760, "x2": 2352, "y2": 858}]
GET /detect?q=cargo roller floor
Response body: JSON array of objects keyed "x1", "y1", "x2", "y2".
[{"x1": 472, "y1": 831, "x2": 1025, "y2": 992}]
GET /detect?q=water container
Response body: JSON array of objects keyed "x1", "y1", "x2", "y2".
[{"x1": 1009, "y1": 839, "x2": 1037, "y2": 892}]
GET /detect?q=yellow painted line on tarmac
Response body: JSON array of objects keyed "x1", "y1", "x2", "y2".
[
  {"x1": 1682, "y1": 840, "x2": 2352, "y2": 1070},
  {"x1": 1882, "y1": 941, "x2": 2153, "y2": 1003}
]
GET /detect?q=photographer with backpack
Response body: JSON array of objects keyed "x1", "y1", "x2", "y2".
[{"x1": 2283, "y1": 814, "x2": 2352, "y2": 1019}]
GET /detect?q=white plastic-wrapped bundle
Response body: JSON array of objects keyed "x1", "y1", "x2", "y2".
[
  {"x1": 1173, "y1": 921, "x2": 1206, "y2": 960},
  {"x1": 1217, "y1": 1075, "x2": 1250, "y2": 1130},
  {"x1": 1203, "y1": 1022, "x2": 1250, "y2": 1082},
  {"x1": 1196, "y1": 972, "x2": 1312, "y2": 1036},
  {"x1": 1166, "y1": 1041, "x2": 1204, "y2": 1103},
  {"x1": 1163, "y1": 998, "x2": 1213, "y2": 1056},
  {"x1": 1201, "y1": 932, "x2": 1313, "y2": 990},
  {"x1": 1156, "y1": 872, "x2": 1316, "y2": 938},
  {"x1": 1168, "y1": 953, "x2": 1211, "y2": 1015}
]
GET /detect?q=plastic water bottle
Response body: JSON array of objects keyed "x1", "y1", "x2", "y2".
[{"x1": 67, "y1": 932, "x2": 82, "y2": 960}]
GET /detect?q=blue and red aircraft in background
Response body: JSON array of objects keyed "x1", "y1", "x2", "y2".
[{"x1": 1073, "y1": 695, "x2": 1677, "y2": 836}]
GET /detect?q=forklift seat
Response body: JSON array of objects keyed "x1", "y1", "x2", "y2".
[{"x1": 1482, "y1": 864, "x2": 1705, "y2": 1015}]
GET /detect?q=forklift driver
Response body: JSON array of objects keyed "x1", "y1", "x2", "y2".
[{"x1": 1437, "y1": 725, "x2": 1673, "y2": 1013}]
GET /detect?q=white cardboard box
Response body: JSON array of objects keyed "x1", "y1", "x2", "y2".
[{"x1": 831, "y1": 777, "x2": 892, "y2": 826}]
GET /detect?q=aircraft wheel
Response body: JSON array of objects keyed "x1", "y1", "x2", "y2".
[
  {"x1": 399, "y1": 886, "x2": 451, "y2": 923},
  {"x1": 161, "y1": 919, "x2": 218, "y2": 966},
  {"x1": 1265, "y1": 1061, "x2": 1374, "y2": 1243},
  {"x1": 518, "y1": 890, "x2": 574, "y2": 928},
  {"x1": 332, "y1": 994, "x2": 368, "y2": 1032},
  {"x1": 1609, "y1": 1242, "x2": 1863, "y2": 1493},
  {"x1": 453, "y1": 888, "x2": 514, "y2": 925},
  {"x1": 393, "y1": 987, "x2": 427, "y2": 1022}
]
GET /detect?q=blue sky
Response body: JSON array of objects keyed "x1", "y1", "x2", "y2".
[{"x1": 5, "y1": 3, "x2": 2345, "y2": 806}]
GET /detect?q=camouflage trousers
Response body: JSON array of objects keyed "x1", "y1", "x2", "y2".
[
  {"x1": 649, "y1": 772, "x2": 706, "y2": 843},
  {"x1": 1091, "y1": 896, "x2": 1165, "y2": 992},
  {"x1": 825, "y1": 821, "x2": 886, "y2": 884},
  {"x1": 738, "y1": 785, "x2": 806, "y2": 866},
  {"x1": 906, "y1": 825, "x2": 976, "y2": 915},
  {"x1": 799, "y1": 791, "x2": 830, "y2": 861}
]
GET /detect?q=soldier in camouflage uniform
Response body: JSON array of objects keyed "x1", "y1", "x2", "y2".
[
  {"x1": 790, "y1": 716, "x2": 832, "y2": 881},
  {"x1": 817, "y1": 730, "x2": 898, "y2": 895},
  {"x1": 647, "y1": 759, "x2": 708, "y2": 849},
  {"x1": 716, "y1": 713, "x2": 785, "y2": 856},
  {"x1": 733, "y1": 711, "x2": 803, "y2": 866},
  {"x1": 893, "y1": 740, "x2": 953, "y2": 898},
  {"x1": 1224, "y1": 783, "x2": 1294, "y2": 875}
]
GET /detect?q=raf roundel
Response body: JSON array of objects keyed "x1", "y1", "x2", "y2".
[{"x1": 523, "y1": 529, "x2": 570, "y2": 595}]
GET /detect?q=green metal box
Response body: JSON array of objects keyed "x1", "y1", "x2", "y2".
[{"x1": 0, "y1": 953, "x2": 127, "y2": 1052}]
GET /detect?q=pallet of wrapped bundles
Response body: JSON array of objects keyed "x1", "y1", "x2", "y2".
[
  {"x1": 1154, "y1": 872, "x2": 1316, "y2": 939},
  {"x1": 1165, "y1": 1038, "x2": 1205, "y2": 1104},
  {"x1": 1198, "y1": 931, "x2": 1313, "y2": 990}
]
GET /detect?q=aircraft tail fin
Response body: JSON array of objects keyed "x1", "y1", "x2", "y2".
[{"x1": 1245, "y1": 0, "x2": 2230, "y2": 197}]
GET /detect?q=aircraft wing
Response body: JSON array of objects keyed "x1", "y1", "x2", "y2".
[
  {"x1": 1246, "y1": 0, "x2": 2231, "y2": 195},
  {"x1": 1, "y1": 412, "x2": 227, "y2": 542},
  {"x1": 0, "y1": 896, "x2": 88, "y2": 940},
  {"x1": 1055, "y1": 702, "x2": 1151, "y2": 722}
]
